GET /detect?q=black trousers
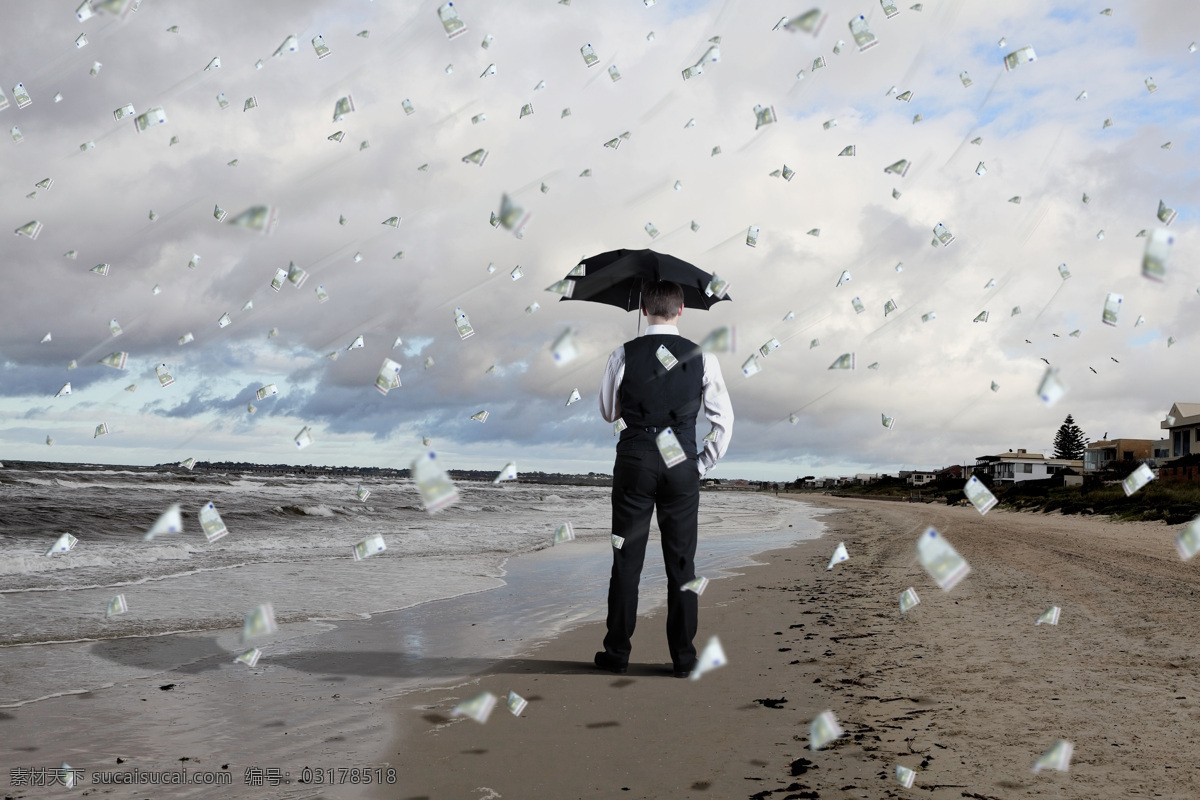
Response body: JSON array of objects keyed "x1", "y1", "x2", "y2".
[{"x1": 602, "y1": 449, "x2": 700, "y2": 670}]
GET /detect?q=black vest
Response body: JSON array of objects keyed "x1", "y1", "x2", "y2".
[{"x1": 617, "y1": 333, "x2": 704, "y2": 459}]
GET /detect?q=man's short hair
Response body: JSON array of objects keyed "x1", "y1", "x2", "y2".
[{"x1": 641, "y1": 280, "x2": 685, "y2": 318}]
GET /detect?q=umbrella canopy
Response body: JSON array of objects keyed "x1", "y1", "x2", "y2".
[{"x1": 558, "y1": 248, "x2": 731, "y2": 311}]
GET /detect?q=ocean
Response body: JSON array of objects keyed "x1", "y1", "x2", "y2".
[{"x1": 0, "y1": 462, "x2": 827, "y2": 797}]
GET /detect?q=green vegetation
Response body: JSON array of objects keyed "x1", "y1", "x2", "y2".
[
  {"x1": 1052, "y1": 413, "x2": 1088, "y2": 460},
  {"x1": 1002, "y1": 481, "x2": 1200, "y2": 524}
]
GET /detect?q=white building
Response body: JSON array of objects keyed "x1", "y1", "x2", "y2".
[
  {"x1": 975, "y1": 449, "x2": 1083, "y2": 484},
  {"x1": 908, "y1": 471, "x2": 937, "y2": 486}
]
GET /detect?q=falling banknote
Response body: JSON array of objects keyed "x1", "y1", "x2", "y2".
[
  {"x1": 1032, "y1": 740, "x2": 1073, "y2": 773},
  {"x1": 759, "y1": 338, "x2": 781, "y2": 357},
  {"x1": 353, "y1": 534, "x2": 387, "y2": 561},
  {"x1": 506, "y1": 690, "x2": 528, "y2": 716},
  {"x1": 963, "y1": 476, "x2": 997, "y2": 515},
  {"x1": 899, "y1": 587, "x2": 920, "y2": 613},
  {"x1": 700, "y1": 326, "x2": 735, "y2": 354},
  {"x1": 1003, "y1": 44, "x2": 1037, "y2": 71},
  {"x1": 682, "y1": 577, "x2": 709, "y2": 595},
  {"x1": 199, "y1": 502, "x2": 228, "y2": 542},
  {"x1": 656, "y1": 428, "x2": 687, "y2": 468},
  {"x1": 1142, "y1": 229, "x2": 1173, "y2": 281},
  {"x1": 809, "y1": 710, "x2": 843, "y2": 750},
  {"x1": 242, "y1": 604, "x2": 278, "y2": 640},
  {"x1": 1102, "y1": 293, "x2": 1122, "y2": 326},
  {"x1": 144, "y1": 504, "x2": 182, "y2": 540},
  {"x1": 917, "y1": 526, "x2": 970, "y2": 590},
  {"x1": 155, "y1": 364, "x2": 174, "y2": 388},
  {"x1": 753, "y1": 106, "x2": 776, "y2": 130},
  {"x1": 829, "y1": 353, "x2": 855, "y2": 370},
  {"x1": 106, "y1": 594, "x2": 127, "y2": 617},
  {"x1": 705, "y1": 274, "x2": 729, "y2": 298},
  {"x1": 235, "y1": 648, "x2": 262, "y2": 667},
  {"x1": 452, "y1": 691, "x2": 497, "y2": 723},
  {"x1": 412, "y1": 451, "x2": 459, "y2": 514},
  {"x1": 375, "y1": 359, "x2": 402, "y2": 395},
  {"x1": 1157, "y1": 199, "x2": 1177, "y2": 226},
  {"x1": 656, "y1": 345, "x2": 678, "y2": 371},
  {"x1": 1121, "y1": 463, "x2": 1154, "y2": 496},
  {"x1": 554, "y1": 522, "x2": 574, "y2": 544},
  {"x1": 849, "y1": 15, "x2": 877, "y2": 50},
  {"x1": 826, "y1": 542, "x2": 849, "y2": 570},
  {"x1": 99, "y1": 352, "x2": 127, "y2": 370},
  {"x1": 1037, "y1": 367, "x2": 1067, "y2": 407},
  {"x1": 1035, "y1": 606, "x2": 1060, "y2": 626},
  {"x1": 1174, "y1": 517, "x2": 1200, "y2": 561},
  {"x1": 454, "y1": 307, "x2": 475, "y2": 340},
  {"x1": 550, "y1": 328, "x2": 580, "y2": 365},
  {"x1": 46, "y1": 533, "x2": 78, "y2": 556},
  {"x1": 294, "y1": 426, "x2": 314, "y2": 449},
  {"x1": 689, "y1": 635, "x2": 727, "y2": 680}
]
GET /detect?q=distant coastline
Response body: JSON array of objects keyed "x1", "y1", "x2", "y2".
[{"x1": 0, "y1": 460, "x2": 765, "y2": 491}]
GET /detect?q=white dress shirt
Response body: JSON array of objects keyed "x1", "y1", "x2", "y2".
[{"x1": 598, "y1": 324, "x2": 734, "y2": 477}]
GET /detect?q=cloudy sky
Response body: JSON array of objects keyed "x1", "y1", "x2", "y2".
[{"x1": 1, "y1": 0, "x2": 1197, "y2": 481}]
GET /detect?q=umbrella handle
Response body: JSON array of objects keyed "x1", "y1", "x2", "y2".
[{"x1": 636, "y1": 289, "x2": 642, "y2": 337}]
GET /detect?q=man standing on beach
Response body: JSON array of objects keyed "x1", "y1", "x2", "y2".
[{"x1": 595, "y1": 280, "x2": 733, "y2": 678}]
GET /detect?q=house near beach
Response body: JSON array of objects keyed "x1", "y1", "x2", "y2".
[
  {"x1": 907, "y1": 471, "x2": 937, "y2": 486},
  {"x1": 1083, "y1": 438, "x2": 1169, "y2": 472},
  {"x1": 1158, "y1": 403, "x2": 1200, "y2": 482},
  {"x1": 974, "y1": 449, "x2": 1083, "y2": 485},
  {"x1": 935, "y1": 464, "x2": 974, "y2": 481},
  {"x1": 1162, "y1": 403, "x2": 1200, "y2": 459}
]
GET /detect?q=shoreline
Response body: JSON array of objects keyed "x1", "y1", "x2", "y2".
[
  {"x1": 381, "y1": 498, "x2": 845, "y2": 799},
  {"x1": 385, "y1": 495, "x2": 1200, "y2": 800},
  {"x1": 0, "y1": 492, "x2": 820, "y2": 799}
]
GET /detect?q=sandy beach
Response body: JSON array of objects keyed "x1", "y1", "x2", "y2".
[{"x1": 388, "y1": 496, "x2": 1200, "y2": 800}]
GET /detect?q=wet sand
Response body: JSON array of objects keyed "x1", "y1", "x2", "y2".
[
  {"x1": 0, "y1": 493, "x2": 818, "y2": 800},
  {"x1": 387, "y1": 496, "x2": 1200, "y2": 800}
]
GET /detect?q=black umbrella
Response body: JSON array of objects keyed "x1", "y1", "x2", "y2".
[{"x1": 557, "y1": 248, "x2": 732, "y2": 313}]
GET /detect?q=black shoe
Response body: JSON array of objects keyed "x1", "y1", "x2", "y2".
[
  {"x1": 673, "y1": 664, "x2": 694, "y2": 679},
  {"x1": 594, "y1": 651, "x2": 628, "y2": 675}
]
